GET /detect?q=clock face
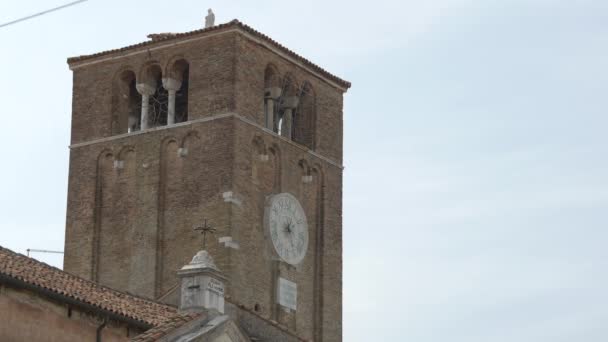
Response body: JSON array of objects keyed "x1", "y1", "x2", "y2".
[{"x1": 265, "y1": 193, "x2": 308, "y2": 265}]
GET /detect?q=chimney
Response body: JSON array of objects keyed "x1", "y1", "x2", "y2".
[{"x1": 177, "y1": 250, "x2": 227, "y2": 313}]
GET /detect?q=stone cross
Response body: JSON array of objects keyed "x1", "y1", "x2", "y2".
[
  {"x1": 205, "y1": 9, "x2": 215, "y2": 28},
  {"x1": 194, "y1": 219, "x2": 216, "y2": 249}
]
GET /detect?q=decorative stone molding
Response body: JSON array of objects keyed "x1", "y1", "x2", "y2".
[
  {"x1": 222, "y1": 191, "x2": 242, "y2": 207},
  {"x1": 219, "y1": 236, "x2": 240, "y2": 250},
  {"x1": 162, "y1": 77, "x2": 182, "y2": 91},
  {"x1": 68, "y1": 113, "x2": 344, "y2": 170},
  {"x1": 135, "y1": 83, "x2": 155, "y2": 96},
  {"x1": 264, "y1": 87, "x2": 282, "y2": 100},
  {"x1": 182, "y1": 250, "x2": 218, "y2": 271},
  {"x1": 178, "y1": 147, "x2": 188, "y2": 157},
  {"x1": 113, "y1": 160, "x2": 124, "y2": 170},
  {"x1": 280, "y1": 96, "x2": 299, "y2": 109}
]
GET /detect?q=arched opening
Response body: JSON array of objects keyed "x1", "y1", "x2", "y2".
[
  {"x1": 138, "y1": 64, "x2": 166, "y2": 129},
  {"x1": 251, "y1": 136, "x2": 267, "y2": 184},
  {"x1": 293, "y1": 82, "x2": 316, "y2": 149},
  {"x1": 165, "y1": 59, "x2": 190, "y2": 124},
  {"x1": 277, "y1": 74, "x2": 299, "y2": 138},
  {"x1": 264, "y1": 65, "x2": 281, "y2": 131},
  {"x1": 111, "y1": 70, "x2": 141, "y2": 134},
  {"x1": 148, "y1": 65, "x2": 167, "y2": 127}
]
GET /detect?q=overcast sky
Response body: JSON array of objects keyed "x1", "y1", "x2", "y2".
[{"x1": 1, "y1": 0, "x2": 607, "y2": 341}]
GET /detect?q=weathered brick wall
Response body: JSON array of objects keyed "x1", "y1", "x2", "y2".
[
  {"x1": 234, "y1": 35, "x2": 345, "y2": 163},
  {"x1": 231, "y1": 34, "x2": 344, "y2": 341},
  {"x1": 64, "y1": 118, "x2": 236, "y2": 299},
  {"x1": 0, "y1": 285, "x2": 141, "y2": 341},
  {"x1": 70, "y1": 30, "x2": 238, "y2": 145},
  {"x1": 65, "y1": 25, "x2": 345, "y2": 341},
  {"x1": 230, "y1": 120, "x2": 342, "y2": 341}
]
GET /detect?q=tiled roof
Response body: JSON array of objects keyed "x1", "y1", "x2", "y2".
[
  {"x1": 131, "y1": 312, "x2": 203, "y2": 341},
  {"x1": 67, "y1": 19, "x2": 351, "y2": 90},
  {"x1": 132, "y1": 294, "x2": 309, "y2": 341},
  {"x1": 225, "y1": 295, "x2": 309, "y2": 342},
  {"x1": 0, "y1": 245, "x2": 176, "y2": 327},
  {"x1": 0, "y1": 245, "x2": 310, "y2": 340}
]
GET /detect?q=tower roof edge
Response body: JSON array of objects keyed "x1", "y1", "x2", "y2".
[{"x1": 66, "y1": 19, "x2": 351, "y2": 91}]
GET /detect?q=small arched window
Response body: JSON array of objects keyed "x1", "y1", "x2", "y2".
[
  {"x1": 277, "y1": 74, "x2": 299, "y2": 139},
  {"x1": 263, "y1": 65, "x2": 281, "y2": 131},
  {"x1": 112, "y1": 70, "x2": 141, "y2": 134},
  {"x1": 293, "y1": 82, "x2": 316, "y2": 149},
  {"x1": 139, "y1": 64, "x2": 167, "y2": 128},
  {"x1": 164, "y1": 59, "x2": 189, "y2": 124}
]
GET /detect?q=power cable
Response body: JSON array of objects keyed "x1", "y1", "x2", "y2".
[{"x1": 0, "y1": 0, "x2": 89, "y2": 29}]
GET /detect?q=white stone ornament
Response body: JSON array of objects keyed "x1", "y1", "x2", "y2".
[
  {"x1": 264, "y1": 193, "x2": 308, "y2": 265},
  {"x1": 205, "y1": 9, "x2": 215, "y2": 28},
  {"x1": 182, "y1": 250, "x2": 218, "y2": 270},
  {"x1": 178, "y1": 250, "x2": 226, "y2": 314}
]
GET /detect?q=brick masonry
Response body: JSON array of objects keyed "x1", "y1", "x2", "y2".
[
  {"x1": 64, "y1": 23, "x2": 347, "y2": 342},
  {"x1": 0, "y1": 285, "x2": 141, "y2": 341}
]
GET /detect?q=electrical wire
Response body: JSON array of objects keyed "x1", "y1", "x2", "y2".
[{"x1": 0, "y1": 0, "x2": 89, "y2": 29}]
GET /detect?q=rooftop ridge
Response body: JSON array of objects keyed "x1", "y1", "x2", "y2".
[
  {"x1": 224, "y1": 294, "x2": 309, "y2": 342},
  {"x1": 66, "y1": 19, "x2": 351, "y2": 90}
]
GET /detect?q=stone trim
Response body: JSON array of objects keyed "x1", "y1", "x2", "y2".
[{"x1": 68, "y1": 113, "x2": 344, "y2": 170}]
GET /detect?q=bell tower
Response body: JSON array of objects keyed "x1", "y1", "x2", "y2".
[{"x1": 63, "y1": 19, "x2": 350, "y2": 341}]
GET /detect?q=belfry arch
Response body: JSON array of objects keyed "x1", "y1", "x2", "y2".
[
  {"x1": 264, "y1": 64, "x2": 281, "y2": 131},
  {"x1": 164, "y1": 58, "x2": 190, "y2": 124},
  {"x1": 137, "y1": 63, "x2": 165, "y2": 129},
  {"x1": 294, "y1": 82, "x2": 316, "y2": 150},
  {"x1": 111, "y1": 69, "x2": 141, "y2": 134}
]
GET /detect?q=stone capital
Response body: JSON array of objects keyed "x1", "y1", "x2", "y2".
[
  {"x1": 265, "y1": 87, "x2": 282, "y2": 100},
  {"x1": 136, "y1": 83, "x2": 156, "y2": 96},
  {"x1": 162, "y1": 77, "x2": 182, "y2": 92},
  {"x1": 280, "y1": 96, "x2": 299, "y2": 109}
]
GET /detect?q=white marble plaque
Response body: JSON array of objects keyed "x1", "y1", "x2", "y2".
[{"x1": 277, "y1": 277, "x2": 297, "y2": 310}]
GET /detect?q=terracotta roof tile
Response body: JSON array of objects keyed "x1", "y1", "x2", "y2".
[
  {"x1": 0, "y1": 245, "x2": 176, "y2": 327},
  {"x1": 67, "y1": 19, "x2": 351, "y2": 90},
  {"x1": 132, "y1": 294, "x2": 310, "y2": 341},
  {"x1": 131, "y1": 312, "x2": 203, "y2": 341},
  {"x1": 222, "y1": 294, "x2": 309, "y2": 342}
]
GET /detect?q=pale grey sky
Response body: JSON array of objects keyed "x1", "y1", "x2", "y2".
[{"x1": 1, "y1": 0, "x2": 607, "y2": 341}]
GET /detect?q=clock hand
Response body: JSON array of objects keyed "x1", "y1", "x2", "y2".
[
  {"x1": 287, "y1": 224, "x2": 295, "y2": 249},
  {"x1": 281, "y1": 220, "x2": 295, "y2": 250},
  {"x1": 284, "y1": 219, "x2": 292, "y2": 234}
]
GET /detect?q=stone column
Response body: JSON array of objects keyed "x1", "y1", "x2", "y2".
[
  {"x1": 136, "y1": 83, "x2": 156, "y2": 130},
  {"x1": 265, "y1": 87, "x2": 282, "y2": 131},
  {"x1": 280, "y1": 96, "x2": 299, "y2": 139},
  {"x1": 162, "y1": 77, "x2": 182, "y2": 125}
]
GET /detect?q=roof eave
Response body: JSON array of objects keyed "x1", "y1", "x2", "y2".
[
  {"x1": 66, "y1": 19, "x2": 351, "y2": 91},
  {"x1": 0, "y1": 272, "x2": 155, "y2": 330}
]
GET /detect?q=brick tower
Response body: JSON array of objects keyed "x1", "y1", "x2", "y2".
[{"x1": 63, "y1": 19, "x2": 350, "y2": 341}]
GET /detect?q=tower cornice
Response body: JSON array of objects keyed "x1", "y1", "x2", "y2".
[
  {"x1": 68, "y1": 112, "x2": 345, "y2": 170},
  {"x1": 67, "y1": 19, "x2": 351, "y2": 91}
]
